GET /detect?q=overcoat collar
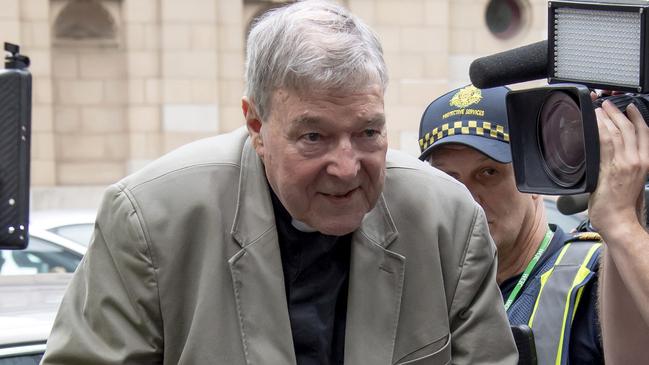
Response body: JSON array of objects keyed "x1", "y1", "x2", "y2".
[{"x1": 229, "y1": 136, "x2": 405, "y2": 365}]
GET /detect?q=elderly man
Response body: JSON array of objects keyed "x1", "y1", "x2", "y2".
[
  {"x1": 418, "y1": 85, "x2": 603, "y2": 365},
  {"x1": 42, "y1": 2, "x2": 516, "y2": 364}
]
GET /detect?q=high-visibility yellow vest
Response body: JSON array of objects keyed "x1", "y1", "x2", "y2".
[{"x1": 507, "y1": 236, "x2": 602, "y2": 365}]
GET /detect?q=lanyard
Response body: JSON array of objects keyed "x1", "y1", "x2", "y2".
[{"x1": 504, "y1": 228, "x2": 554, "y2": 312}]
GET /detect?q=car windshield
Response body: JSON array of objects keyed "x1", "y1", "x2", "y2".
[
  {"x1": 48, "y1": 224, "x2": 94, "y2": 247},
  {"x1": 0, "y1": 237, "x2": 82, "y2": 275}
]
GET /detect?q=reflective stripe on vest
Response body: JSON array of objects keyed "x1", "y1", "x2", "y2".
[{"x1": 527, "y1": 241, "x2": 601, "y2": 365}]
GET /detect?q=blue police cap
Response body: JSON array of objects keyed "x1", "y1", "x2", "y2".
[{"x1": 418, "y1": 84, "x2": 512, "y2": 163}]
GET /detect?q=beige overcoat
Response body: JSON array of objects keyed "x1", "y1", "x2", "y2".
[{"x1": 41, "y1": 128, "x2": 517, "y2": 365}]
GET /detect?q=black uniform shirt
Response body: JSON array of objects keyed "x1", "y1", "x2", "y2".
[
  {"x1": 270, "y1": 191, "x2": 351, "y2": 365},
  {"x1": 500, "y1": 225, "x2": 603, "y2": 364}
]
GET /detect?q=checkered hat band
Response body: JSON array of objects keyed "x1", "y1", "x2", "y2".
[{"x1": 419, "y1": 120, "x2": 510, "y2": 151}]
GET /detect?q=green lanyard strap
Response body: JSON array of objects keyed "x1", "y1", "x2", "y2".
[{"x1": 504, "y1": 228, "x2": 554, "y2": 312}]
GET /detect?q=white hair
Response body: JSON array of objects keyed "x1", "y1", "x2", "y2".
[{"x1": 244, "y1": 0, "x2": 388, "y2": 120}]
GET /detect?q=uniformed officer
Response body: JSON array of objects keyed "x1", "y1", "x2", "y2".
[{"x1": 418, "y1": 85, "x2": 603, "y2": 365}]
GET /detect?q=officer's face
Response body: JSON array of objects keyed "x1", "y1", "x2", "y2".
[
  {"x1": 244, "y1": 85, "x2": 388, "y2": 236},
  {"x1": 429, "y1": 144, "x2": 538, "y2": 253}
]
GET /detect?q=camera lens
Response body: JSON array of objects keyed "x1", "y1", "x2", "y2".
[{"x1": 538, "y1": 91, "x2": 585, "y2": 187}]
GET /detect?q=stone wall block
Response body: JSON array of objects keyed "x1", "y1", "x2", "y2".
[
  {"x1": 191, "y1": 79, "x2": 219, "y2": 104},
  {"x1": 218, "y1": 52, "x2": 243, "y2": 81},
  {"x1": 24, "y1": 49, "x2": 50, "y2": 77},
  {"x1": 145, "y1": 78, "x2": 162, "y2": 104},
  {"x1": 398, "y1": 79, "x2": 449, "y2": 108},
  {"x1": 125, "y1": 24, "x2": 145, "y2": 50},
  {"x1": 33, "y1": 78, "x2": 53, "y2": 104},
  {"x1": 53, "y1": 106, "x2": 80, "y2": 133},
  {"x1": 219, "y1": 105, "x2": 244, "y2": 132},
  {"x1": 348, "y1": 0, "x2": 376, "y2": 24},
  {"x1": 129, "y1": 133, "x2": 161, "y2": 158},
  {"x1": 163, "y1": 132, "x2": 213, "y2": 152},
  {"x1": 128, "y1": 51, "x2": 159, "y2": 78},
  {"x1": 218, "y1": 25, "x2": 244, "y2": 52},
  {"x1": 0, "y1": 20, "x2": 21, "y2": 45},
  {"x1": 52, "y1": 53, "x2": 78, "y2": 79},
  {"x1": 57, "y1": 134, "x2": 107, "y2": 160},
  {"x1": 424, "y1": 0, "x2": 449, "y2": 26},
  {"x1": 163, "y1": 79, "x2": 193, "y2": 103},
  {"x1": 31, "y1": 131, "x2": 55, "y2": 160},
  {"x1": 80, "y1": 53, "x2": 125, "y2": 79},
  {"x1": 105, "y1": 134, "x2": 129, "y2": 159},
  {"x1": 0, "y1": 0, "x2": 19, "y2": 19},
  {"x1": 376, "y1": 1, "x2": 425, "y2": 26},
  {"x1": 216, "y1": 0, "x2": 241, "y2": 25},
  {"x1": 124, "y1": 0, "x2": 158, "y2": 23},
  {"x1": 58, "y1": 162, "x2": 124, "y2": 185},
  {"x1": 104, "y1": 80, "x2": 129, "y2": 105},
  {"x1": 32, "y1": 104, "x2": 53, "y2": 132},
  {"x1": 162, "y1": 50, "x2": 217, "y2": 78},
  {"x1": 31, "y1": 160, "x2": 56, "y2": 186},
  {"x1": 81, "y1": 107, "x2": 126, "y2": 133},
  {"x1": 162, "y1": 24, "x2": 191, "y2": 50},
  {"x1": 218, "y1": 80, "x2": 243, "y2": 107},
  {"x1": 162, "y1": 0, "x2": 216, "y2": 22},
  {"x1": 192, "y1": 24, "x2": 218, "y2": 50},
  {"x1": 21, "y1": 21, "x2": 50, "y2": 48},
  {"x1": 56, "y1": 80, "x2": 104, "y2": 104},
  {"x1": 128, "y1": 106, "x2": 161, "y2": 132}
]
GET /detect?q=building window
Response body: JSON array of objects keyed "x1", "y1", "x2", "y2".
[
  {"x1": 485, "y1": 0, "x2": 526, "y2": 39},
  {"x1": 53, "y1": 0, "x2": 119, "y2": 46}
]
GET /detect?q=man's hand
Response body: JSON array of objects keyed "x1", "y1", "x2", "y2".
[{"x1": 588, "y1": 101, "x2": 649, "y2": 239}]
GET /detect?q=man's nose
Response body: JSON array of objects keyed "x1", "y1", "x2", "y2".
[
  {"x1": 326, "y1": 138, "x2": 360, "y2": 180},
  {"x1": 463, "y1": 181, "x2": 485, "y2": 206}
]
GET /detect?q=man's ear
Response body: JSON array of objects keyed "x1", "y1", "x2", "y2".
[{"x1": 242, "y1": 97, "x2": 264, "y2": 155}]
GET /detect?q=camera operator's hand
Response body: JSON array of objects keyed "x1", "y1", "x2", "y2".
[
  {"x1": 591, "y1": 100, "x2": 649, "y2": 363},
  {"x1": 589, "y1": 101, "x2": 649, "y2": 234}
]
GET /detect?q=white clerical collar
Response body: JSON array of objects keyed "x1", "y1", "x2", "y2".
[{"x1": 291, "y1": 218, "x2": 318, "y2": 233}]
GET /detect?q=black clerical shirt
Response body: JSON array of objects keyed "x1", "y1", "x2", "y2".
[{"x1": 270, "y1": 191, "x2": 351, "y2": 365}]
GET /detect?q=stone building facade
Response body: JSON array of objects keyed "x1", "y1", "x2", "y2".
[{"x1": 0, "y1": 0, "x2": 548, "y2": 209}]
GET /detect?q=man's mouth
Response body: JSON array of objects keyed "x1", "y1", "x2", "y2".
[{"x1": 321, "y1": 187, "x2": 359, "y2": 200}]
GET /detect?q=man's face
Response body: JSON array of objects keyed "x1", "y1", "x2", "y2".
[
  {"x1": 429, "y1": 144, "x2": 536, "y2": 252},
  {"x1": 245, "y1": 85, "x2": 387, "y2": 236}
]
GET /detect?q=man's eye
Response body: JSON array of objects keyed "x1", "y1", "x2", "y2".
[
  {"x1": 303, "y1": 132, "x2": 321, "y2": 142},
  {"x1": 363, "y1": 129, "x2": 379, "y2": 138},
  {"x1": 480, "y1": 168, "x2": 497, "y2": 177}
]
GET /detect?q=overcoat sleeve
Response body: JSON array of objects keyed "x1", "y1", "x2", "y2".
[
  {"x1": 41, "y1": 184, "x2": 164, "y2": 364},
  {"x1": 448, "y1": 206, "x2": 518, "y2": 364}
]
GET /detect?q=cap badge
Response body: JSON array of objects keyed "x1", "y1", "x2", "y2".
[{"x1": 450, "y1": 85, "x2": 482, "y2": 109}]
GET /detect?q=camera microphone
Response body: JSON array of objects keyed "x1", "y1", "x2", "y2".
[
  {"x1": 556, "y1": 194, "x2": 590, "y2": 215},
  {"x1": 469, "y1": 40, "x2": 548, "y2": 89}
]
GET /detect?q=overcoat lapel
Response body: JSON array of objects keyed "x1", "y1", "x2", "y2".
[
  {"x1": 229, "y1": 138, "x2": 297, "y2": 365},
  {"x1": 345, "y1": 195, "x2": 405, "y2": 365},
  {"x1": 229, "y1": 137, "x2": 405, "y2": 365}
]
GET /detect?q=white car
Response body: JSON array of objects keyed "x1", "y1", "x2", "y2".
[
  {"x1": 29, "y1": 210, "x2": 96, "y2": 247},
  {"x1": 0, "y1": 228, "x2": 85, "y2": 276},
  {"x1": 0, "y1": 273, "x2": 72, "y2": 363},
  {"x1": 0, "y1": 228, "x2": 83, "y2": 363}
]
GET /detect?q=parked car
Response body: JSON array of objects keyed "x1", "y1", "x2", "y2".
[
  {"x1": 0, "y1": 228, "x2": 85, "y2": 276},
  {"x1": 0, "y1": 273, "x2": 72, "y2": 364},
  {"x1": 29, "y1": 210, "x2": 96, "y2": 247}
]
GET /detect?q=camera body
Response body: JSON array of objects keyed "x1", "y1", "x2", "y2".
[{"x1": 478, "y1": 0, "x2": 649, "y2": 194}]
